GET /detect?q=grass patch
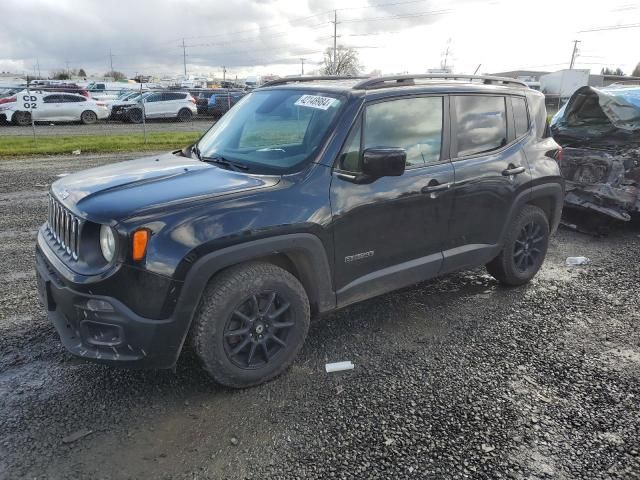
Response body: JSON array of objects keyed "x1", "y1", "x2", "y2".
[{"x1": 0, "y1": 132, "x2": 201, "y2": 158}]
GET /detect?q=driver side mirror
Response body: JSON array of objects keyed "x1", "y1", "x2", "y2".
[{"x1": 361, "y1": 147, "x2": 406, "y2": 179}]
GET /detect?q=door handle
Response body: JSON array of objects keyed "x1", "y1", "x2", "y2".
[
  {"x1": 502, "y1": 166, "x2": 526, "y2": 176},
  {"x1": 421, "y1": 182, "x2": 451, "y2": 194}
]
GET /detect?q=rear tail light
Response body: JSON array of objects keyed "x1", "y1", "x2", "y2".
[
  {"x1": 546, "y1": 147, "x2": 563, "y2": 163},
  {"x1": 554, "y1": 148, "x2": 564, "y2": 163},
  {"x1": 96, "y1": 102, "x2": 106, "y2": 106}
]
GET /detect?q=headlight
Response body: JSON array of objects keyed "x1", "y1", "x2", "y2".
[{"x1": 99, "y1": 225, "x2": 117, "y2": 262}]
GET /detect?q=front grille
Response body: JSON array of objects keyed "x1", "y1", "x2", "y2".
[{"x1": 47, "y1": 194, "x2": 82, "y2": 260}]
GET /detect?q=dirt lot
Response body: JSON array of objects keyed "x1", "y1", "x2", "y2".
[{"x1": 1, "y1": 153, "x2": 639, "y2": 479}]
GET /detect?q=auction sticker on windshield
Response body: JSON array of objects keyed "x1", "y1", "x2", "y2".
[{"x1": 294, "y1": 95, "x2": 337, "y2": 110}]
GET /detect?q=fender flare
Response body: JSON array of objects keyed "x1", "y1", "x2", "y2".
[
  {"x1": 528, "y1": 182, "x2": 564, "y2": 233},
  {"x1": 498, "y1": 182, "x2": 564, "y2": 248},
  {"x1": 173, "y1": 233, "x2": 336, "y2": 329}
]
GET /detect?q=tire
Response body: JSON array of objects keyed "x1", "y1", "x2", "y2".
[
  {"x1": 177, "y1": 108, "x2": 193, "y2": 122},
  {"x1": 192, "y1": 262, "x2": 310, "y2": 388},
  {"x1": 80, "y1": 110, "x2": 98, "y2": 125},
  {"x1": 127, "y1": 108, "x2": 143, "y2": 123},
  {"x1": 12, "y1": 111, "x2": 31, "y2": 126},
  {"x1": 486, "y1": 205, "x2": 550, "y2": 286}
]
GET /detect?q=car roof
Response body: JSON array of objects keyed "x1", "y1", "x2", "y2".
[{"x1": 258, "y1": 74, "x2": 533, "y2": 97}]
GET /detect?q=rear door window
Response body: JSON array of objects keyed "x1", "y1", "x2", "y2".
[
  {"x1": 454, "y1": 96, "x2": 507, "y2": 157},
  {"x1": 512, "y1": 96, "x2": 529, "y2": 137},
  {"x1": 43, "y1": 95, "x2": 63, "y2": 103},
  {"x1": 62, "y1": 95, "x2": 85, "y2": 102}
]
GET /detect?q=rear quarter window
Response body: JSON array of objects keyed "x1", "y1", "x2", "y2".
[{"x1": 512, "y1": 96, "x2": 530, "y2": 137}]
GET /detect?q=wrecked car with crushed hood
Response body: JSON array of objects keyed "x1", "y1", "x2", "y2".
[{"x1": 550, "y1": 85, "x2": 640, "y2": 222}]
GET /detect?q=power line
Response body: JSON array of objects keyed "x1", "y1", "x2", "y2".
[
  {"x1": 183, "y1": 22, "x2": 329, "y2": 49},
  {"x1": 578, "y1": 23, "x2": 640, "y2": 33},
  {"x1": 171, "y1": 0, "x2": 441, "y2": 44},
  {"x1": 339, "y1": 7, "x2": 453, "y2": 23}
]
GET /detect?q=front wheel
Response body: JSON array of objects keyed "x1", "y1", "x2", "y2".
[
  {"x1": 192, "y1": 262, "x2": 310, "y2": 388},
  {"x1": 486, "y1": 205, "x2": 550, "y2": 286}
]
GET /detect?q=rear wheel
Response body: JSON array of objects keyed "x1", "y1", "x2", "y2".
[
  {"x1": 80, "y1": 110, "x2": 98, "y2": 125},
  {"x1": 192, "y1": 262, "x2": 310, "y2": 388},
  {"x1": 177, "y1": 108, "x2": 193, "y2": 122},
  {"x1": 12, "y1": 111, "x2": 31, "y2": 126},
  {"x1": 486, "y1": 205, "x2": 549, "y2": 286}
]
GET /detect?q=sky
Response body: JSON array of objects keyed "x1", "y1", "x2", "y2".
[{"x1": 0, "y1": 0, "x2": 637, "y2": 79}]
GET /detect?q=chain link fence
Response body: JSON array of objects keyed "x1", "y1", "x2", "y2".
[{"x1": 0, "y1": 80, "x2": 247, "y2": 156}]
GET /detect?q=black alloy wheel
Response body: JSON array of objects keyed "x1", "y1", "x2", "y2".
[
  {"x1": 223, "y1": 291, "x2": 294, "y2": 369},
  {"x1": 192, "y1": 262, "x2": 310, "y2": 388},
  {"x1": 486, "y1": 205, "x2": 550, "y2": 286},
  {"x1": 513, "y1": 221, "x2": 545, "y2": 273}
]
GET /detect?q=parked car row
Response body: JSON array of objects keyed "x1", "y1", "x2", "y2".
[
  {"x1": 0, "y1": 91, "x2": 109, "y2": 125},
  {"x1": 0, "y1": 86, "x2": 247, "y2": 126}
]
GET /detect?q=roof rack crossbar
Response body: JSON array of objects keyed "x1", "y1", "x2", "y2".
[
  {"x1": 353, "y1": 74, "x2": 528, "y2": 89},
  {"x1": 260, "y1": 75, "x2": 368, "y2": 88}
]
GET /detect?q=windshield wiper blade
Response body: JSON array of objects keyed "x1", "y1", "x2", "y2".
[{"x1": 201, "y1": 155, "x2": 249, "y2": 172}]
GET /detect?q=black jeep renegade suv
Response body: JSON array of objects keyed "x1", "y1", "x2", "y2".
[{"x1": 35, "y1": 74, "x2": 564, "y2": 388}]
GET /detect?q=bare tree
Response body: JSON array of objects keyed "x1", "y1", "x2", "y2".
[
  {"x1": 105, "y1": 70, "x2": 126, "y2": 81},
  {"x1": 322, "y1": 46, "x2": 361, "y2": 76},
  {"x1": 51, "y1": 70, "x2": 71, "y2": 80}
]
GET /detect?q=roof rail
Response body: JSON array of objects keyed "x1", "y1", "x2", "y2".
[
  {"x1": 353, "y1": 74, "x2": 528, "y2": 90},
  {"x1": 260, "y1": 75, "x2": 368, "y2": 88}
]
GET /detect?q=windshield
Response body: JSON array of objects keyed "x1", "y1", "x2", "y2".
[{"x1": 197, "y1": 89, "x2": 345, "y2": 173}]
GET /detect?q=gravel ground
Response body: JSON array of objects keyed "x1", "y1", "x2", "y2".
[
  {"x1": 0, "y1": 117, "x2": 213, "y2": 136},
  {"x1": 0, "y1": 153, "x2": 639, "y2": 479}
]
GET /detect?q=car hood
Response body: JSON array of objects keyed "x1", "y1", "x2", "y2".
[{"x1": 51, "y1": 152, "x2": 280, "y2": 222}]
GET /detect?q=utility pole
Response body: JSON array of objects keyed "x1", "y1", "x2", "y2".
[
  {"x1": 300, "y1": 58, "x2": 305, "y2": 75},
  {"x1": 222, "y1": 66, "x2": 227, "y2": 82},
  {"x1": 182, "y1": 38, "x2": 188, "y2": 77},
  {"x1": 65, "y1": 60, "x2": 71, "y2": 78},
  {"x1": 36, "y1": 57, "x2": 41, "y2": 78},
  {"x1": 569, "y1": 40, "x2": 581, "y2": 69},
  {"x1": 441, "y1": 38, "x2": 452, "y2": 72},
  {"x1": 109, "y1": 50, "x2": 114, "y2": 72},
  {"x1": 442, "y1": 45, "x2": 449, "y2": 70},
  {"x1": 331, "y1": 10, "x2": 339, "y2": 74}
]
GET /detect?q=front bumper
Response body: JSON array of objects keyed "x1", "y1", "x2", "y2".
[{"x1": 35, "y1": 239, "x2": 192, "y2": 369}]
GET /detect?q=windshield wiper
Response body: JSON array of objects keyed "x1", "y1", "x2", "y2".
[{"x1": 201, "y1": 155, "x2": 249, "y2": 172}]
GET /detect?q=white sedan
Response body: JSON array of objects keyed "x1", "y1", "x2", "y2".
[{"x1": 0, "y1": 91, "x2": 109, "y2": 125}]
